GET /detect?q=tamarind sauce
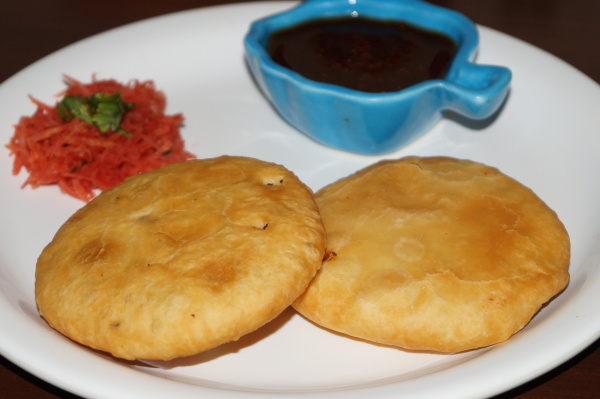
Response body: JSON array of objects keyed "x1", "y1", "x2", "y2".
[{"x1": 266, "y1": 17, "x2": 457, "y2": 93}]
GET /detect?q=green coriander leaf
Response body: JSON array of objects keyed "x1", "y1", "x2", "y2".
[
  {"x1": 88, "y1": 93, "x2": 131, "y2": 135},
  {"x1": 57, "y1": 95, "x2": 93, "y2": 124},
  {"x1": 57, "y1": 92, "x2": 134, "y2": 137}
]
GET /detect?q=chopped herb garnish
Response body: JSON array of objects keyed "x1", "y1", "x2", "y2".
[{"x1": 57, "y1": 92, "x2": 134, "y2": 137}]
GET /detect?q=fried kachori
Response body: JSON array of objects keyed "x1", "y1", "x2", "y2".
[
  {"x1": 35, "y1": 156, "x2": 326, "y2": 360},
  {"x1": 293, "y1": 156, "x2": 570, "y2": 352}
]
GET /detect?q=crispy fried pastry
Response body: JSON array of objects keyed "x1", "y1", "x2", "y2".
[
  {"x1": 293, "y1": 156, "x2": 570, "y2": 352},
  {"x1": 36, "y1": 156, "x2": 326, "y2": 360}
]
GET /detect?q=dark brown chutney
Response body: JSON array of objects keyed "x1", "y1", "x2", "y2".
[{"x1": 266, "y1": 17, "x2": 457, "y2": 93}]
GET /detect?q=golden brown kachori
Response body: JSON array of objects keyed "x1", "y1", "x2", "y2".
[
  {"x1": 35, "y1": 156, "x2": 326, "y2": 360},
  {"x1": 293, "y1": 156, "x2": 570, "y2": 353}
]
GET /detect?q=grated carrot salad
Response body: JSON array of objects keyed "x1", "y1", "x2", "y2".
[{"x1": 6, "y1": 76, "x2": 195, "y2": 202}]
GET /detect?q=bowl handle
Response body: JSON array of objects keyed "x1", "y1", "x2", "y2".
[{"x1": 444, "y1": 63, "x2": 512, "y2": 119}]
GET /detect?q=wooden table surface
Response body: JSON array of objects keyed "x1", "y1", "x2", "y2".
[{"x1": 1, "y1": 1, "x2": 599, "y2": 398}]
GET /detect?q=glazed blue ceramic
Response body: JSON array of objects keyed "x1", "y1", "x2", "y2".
[{"x1": 244, "y1": 0, "x2": 512, "y2": 155}]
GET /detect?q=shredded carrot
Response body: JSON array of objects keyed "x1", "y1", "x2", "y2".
[{"x1": 5, "y1": 76, "x2": 195, "y2": 202}]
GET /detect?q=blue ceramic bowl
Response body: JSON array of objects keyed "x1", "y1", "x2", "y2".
[{"x1": 244, "y1": 0, "x2": 512, "y2": 155}]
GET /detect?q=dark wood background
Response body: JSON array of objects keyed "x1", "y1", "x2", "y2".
[{"x1": 1, "y1": 1, "x2": 599, "y2": 398}]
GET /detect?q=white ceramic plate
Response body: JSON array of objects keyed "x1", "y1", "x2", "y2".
[{"x1": 1, "y1": 2, "x2": 599, "y2": 398}]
